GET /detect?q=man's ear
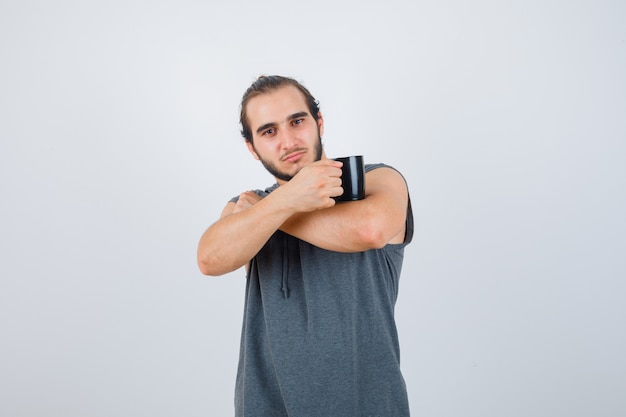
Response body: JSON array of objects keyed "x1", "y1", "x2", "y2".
[{"x1": 246, "y1": 140, "x2": 260, "y2": 160}]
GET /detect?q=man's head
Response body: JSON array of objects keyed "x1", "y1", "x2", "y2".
[
  {"x1": 239, "y1": 75, "x2": 325, "y2": 183},
  {"x1": 240, "y1": 75, "x2": 321, "y2": 144}
]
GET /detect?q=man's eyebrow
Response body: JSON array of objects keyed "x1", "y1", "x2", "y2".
[
  {"x1": 255, "y1": 112, "x2": 310, "y2": 135},
  {"x1": 290, "y1": 111, "x2": 309, "y2": 120},
  {"x1": 256, "y1": 122, "x2": 276, "y2": 135}
]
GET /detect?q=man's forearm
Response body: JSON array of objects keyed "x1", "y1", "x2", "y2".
[
  {"x1": 197, "y1": 197, "x2": 294, "y2": 276},
  {"x1": 280, "y1": 168, "x2": 409, "y2": 252},
  {"x1": 280, "y1": 202, "x2": 381, "y2": 253}
]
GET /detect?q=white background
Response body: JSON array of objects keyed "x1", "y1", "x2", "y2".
[{"x1": 1, "y1": 0, "x2": 625, "y2": 416}]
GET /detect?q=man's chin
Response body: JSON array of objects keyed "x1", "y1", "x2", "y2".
[
  {"x1": 277, "y1": 166, "x2": 300, "y2": 182},
  {"x1": 274, "y1": 159, "x2": 308, "y2": 181},
  {"x1": 261, "y1": 164, "x2": 294, "y2": 182}
]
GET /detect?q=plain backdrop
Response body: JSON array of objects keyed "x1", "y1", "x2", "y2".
[{"x1": 1, "y1": 0, "x2": 625, "y2": 416}]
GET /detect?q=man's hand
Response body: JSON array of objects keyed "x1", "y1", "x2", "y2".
[
  {"x1": 275, "y1": 159, "x2": 343, "y2": 213},
  {"x1": 233, "y1": 191, "x2": 262, "y2": 214}
]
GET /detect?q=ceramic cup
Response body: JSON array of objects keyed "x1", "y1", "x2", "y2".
[{"x1": 333, "y1": 155, "x2": 365, "y2": 202}]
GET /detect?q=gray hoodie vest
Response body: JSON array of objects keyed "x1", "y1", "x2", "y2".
[{"x1": 232, "y1": 163, "x2": 414, "y2": 417}]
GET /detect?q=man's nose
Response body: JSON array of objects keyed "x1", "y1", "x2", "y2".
[{"x1": 278, "y1": 128, "x2": 296, "y2": 149}]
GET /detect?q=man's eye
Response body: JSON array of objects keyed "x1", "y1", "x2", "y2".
[
  {"x1": 263, "y1": 128, "x2": 275, "y2": 136},
  {"x1": 292, "y1": 119, "x2": 303, "y2": 125}
]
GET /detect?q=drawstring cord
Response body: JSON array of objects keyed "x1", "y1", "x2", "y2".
[{"x1": 281, "y1": 233, "x2": 290, "y2": 298}]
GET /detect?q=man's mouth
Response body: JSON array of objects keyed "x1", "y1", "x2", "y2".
[{"x1": 282, "y1": 150, "x2": 306, "y2": 162}]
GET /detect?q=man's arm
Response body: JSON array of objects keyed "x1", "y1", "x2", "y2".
[
  {"x1": 280, "y1": 167, "x2": 409, "y2": 252},
  {"x1": 196, "y1": 197, "x2": 288, "y2": 276},
  {"x1": 196, "y1": 159, "x2": 343, "y2": 276}
]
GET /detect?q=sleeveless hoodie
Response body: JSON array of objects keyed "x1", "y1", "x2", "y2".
[{"x1": 232, "y1": 163, "x2": 414, "y2": 417}]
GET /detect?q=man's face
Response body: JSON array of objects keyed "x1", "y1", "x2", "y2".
[{"x1": 245, "y1": 85, "x2": 324, "y2": 183}]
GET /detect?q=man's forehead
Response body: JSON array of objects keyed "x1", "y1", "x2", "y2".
[{"x1": 248, "y1": 85, "x2": 309, "y2": 123}]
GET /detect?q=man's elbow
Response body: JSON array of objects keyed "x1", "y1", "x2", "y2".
[
  {"x1": 197, "y1": 251, "x2": 245, "y2": 276},
  {"x1": 358, "y1": 226, "x2": 389, "y2": 250},
  {"x1": 197, "y1": 259, "x2": 215, "y2": 276},
  {"x1": 197, "y1": 255, "x2": 226, "y2": 276}
]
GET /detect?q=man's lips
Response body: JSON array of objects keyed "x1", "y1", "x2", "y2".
[{"x1": 282, "y1": 150, "x2": 306, "y2": 162}]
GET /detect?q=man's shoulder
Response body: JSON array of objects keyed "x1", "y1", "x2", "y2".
[
  {"x1": 365, "y1": 163, "x2": 404, "y2": 177},
  {"x1": 365, "y1": 162, "x2": 385, "y2": 173},
  {"x1": 229, "y1": 183, "x2": 279, "y2": 203}
]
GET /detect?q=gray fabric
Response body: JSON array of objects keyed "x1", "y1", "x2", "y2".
[{"x1": 232, "y1": 163, "x2": 413, "y2": 417}]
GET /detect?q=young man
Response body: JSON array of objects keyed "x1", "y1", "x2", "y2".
[{"x1": 197, "y1": 75, "x2": 413, "y2": 416}]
